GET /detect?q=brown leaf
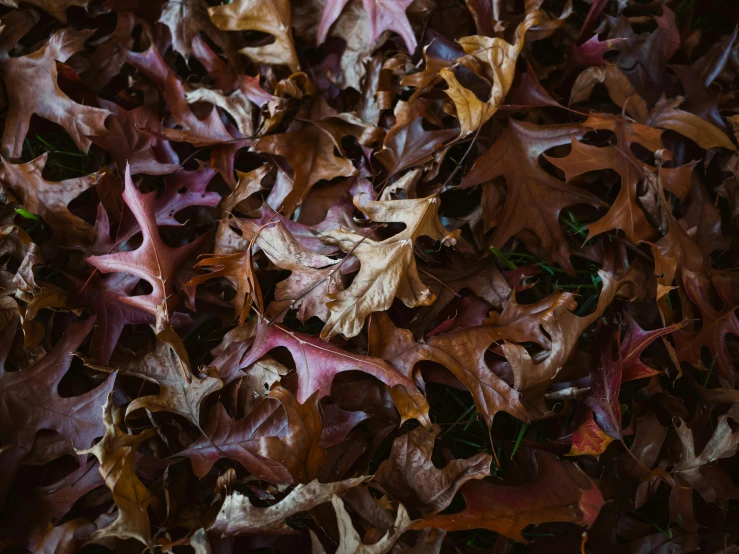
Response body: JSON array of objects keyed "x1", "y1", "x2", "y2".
[
  {"x1": 648, "y1": 96, "x2": 735, "y2": 151},
  {"x1": 209, "y1": 476, "x2": 370, "y2": 536},
  {"x1": 111, "y1": 337, "x2": 222, "y2": 426},
  {"x1": 461, "y1": 119, "x2": 602, "y2": 272},
  {"x1": 0, "y1": 0, "x2": 87, "y2": 23},
  {"x1": 254, "y1": 99, "x2": 357, "y2": 215},
  {"x1": 412, "y1": 451, "x2": 604, "y2": 542},
  {"x1": 79, "y1": 394, "x2": 158, "y2": 546},
  {"x1": 240, "y1": 217, "x2": 342, "y2": 323},
  {"x1": 159, "y1": 0, "x2": 227, "y2": 59},
  {"x1": 0, "y1": 28, "x2": 110, "y2": 158},
  {"x1": 373, "y1": 424, "x2": 492, "y2": 515},
  {"x1": 375, "y1": 117, "x2": 456, "y2": 177},
  {"x1": 1, "y1": 154, "x2": 101, "y2": 245},
  {"x1": 320, "y1": 194, "x2": 459, "y2": 340},
  {"x1": 188, "y1": 216, "x2": 263, "y2": 324},
  {"x1": 208, "y1": 0, "x2": 299, "y2": 71},
  {"x1": 178, "y1": 397, "x2": 293, "y2": 483},
  {"x1": 368, "y1": 312, "x2": 529, "y2": 427}
]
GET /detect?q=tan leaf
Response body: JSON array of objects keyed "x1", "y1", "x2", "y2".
[
  {"x1": 208, "y1": 0, "x2": 299, "y2": 70},
  {"x1": 240, "y1": 218, "x2": 341, "y2": 323},
  {"x1": 570, "y1": 65, "x2": 649, "y2": 123},
  {"x1": 186, "y1": 87, "x2": 254, "y2": 137},
  {"x1": 439, "y1": 68, "x2": 495, "y2": 137},
  {"x1": 457, "y1": 11, "x2": 541, "y2": 111},
  {"x1": 648, "y1": 96, "x2": 735, "y2": 151},
  {"x1": 320, "y1": 194, "x2": 460, "y2": 340},
  {"x1": 78, "y1": 395, "x2": 157, "y2": 546},
  {"x1": 188, "y1": 217, "x2": 264, "y2": 323},
  {"x1": 239, "y1": 355, "x2": 289, "y2": 415},
  {"x1": 221, "y1": 165, "x2": 269, "y2": 215},
  {"x1": 209, "y1": 476, "x2": 370, "y2": 536},
  {"x1": 330, "y1": 495, "x2": 413, "y2": 554}
]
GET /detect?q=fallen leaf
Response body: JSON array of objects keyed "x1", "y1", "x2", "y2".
[
  {"x1": 373, "y1": 424, "x2": 491, "y2": 515},
  {"x1": 412, "y1": 452, "x2": 604, "y2": 542}
]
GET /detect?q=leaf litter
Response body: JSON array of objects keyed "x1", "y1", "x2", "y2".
[{"x1": 0, "y1": 0, "x2": 738, "y2": 553}]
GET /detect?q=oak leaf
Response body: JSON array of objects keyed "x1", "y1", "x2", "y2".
[
  {"x1": 208, "y1": 0, "x2": 299, "y2": 70},
  {"x1": 91, "y1": 100, "x2": 180, "y2": 176},
  {"x1": 70, "y1": 274, "x2": 155, "y2": 365},
  {"x1": 374, "y1": 117, "x2": 456, "y2": 177},
  {"x1": 241, "y1": 319, "x2": 428, "y2": 423},
  {"x1": 0, "y1": 28, "x2": 110, "y2": 158},
  {"x1": 178, "y1": 399, "x2": 293, "y2": 483},
  {"x1": 0, "y1": 154, "x2": 101, "y2": 245},
  {"x1": 648, "y1": 96, "x2": 735, "y2": 151},
  {"x1": 568, "y1": 408, "x2": 614, "y2": 457},
  {"x1": 674, "y1": 270, "x2": 739, "y2": 387},
  {"x1": 319, "y1": 194, "x2": 459, "y2": 340},
  {"x1": 373, "y1": 424, "x2": 492, "y2": 515},
  {"x1": 253, "y1": 99, "x2": 357, "y2": 215},
  {"x1": 187, "y1": 216, "x2": 263, "y2": 324},
  {"x1": 87, "y1": 165, "x2": 206, "y2": 317},
  {"x1": 210, "y1": 476, "x2": 370, "y2": 536},
  {"x1": 240, "y1": 217, "x2": 341, "y2": 323},
  {"x1": 442, "y1": 13, "x2": 541, "y2": 135},
  {"x1": 412, "y1": 451, "x2": 604, "y2": 542},
  {"x1": 318, "y1": 0, "x2": 417, "y2": 53},
  {"x1": 461, "y1": 119, "x2": 602, "y2": 272},
  {"x1": 112, "y1": 336, "x2": 222, "y2": 425},
  {"x1": 78, "y1": 395, "x2": 157, "y2": 546},
  {"x1": 368, "y1": 312, "x2": 529, "y2": 427},
  {"x1": 324, "y1": 495, "x2": 412, "y2": 554},
  {"x1": 159, "y1": 0, "x2": 227, "y2": 59},
  {"x1": 620, "y1": 316, "x2": 686, "y2": 382},
  {"x1": 0, "y1": 318, "x2": 115, "y2": 504},
  {"x1": 0, "y1": 0, "x2": 87, "y2": 22}
]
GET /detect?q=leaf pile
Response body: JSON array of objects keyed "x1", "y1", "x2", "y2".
[{"x1": 0, "y1": 0, "x2": 738, "y2": 552}]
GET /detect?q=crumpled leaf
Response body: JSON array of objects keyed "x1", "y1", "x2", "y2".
[
  {"x1": 0, "y1": 318, "x2": 115, "y2": 504},
  {"x1": 442, "y1": 12, "x2": 541, "y2": 135},
  {"x1": 210, "y1": 476, "x2": 370, "y2": 536},
  {"x1": 462, "y1": 119, "x2": 602, "y2": 272},
  {"x1": 0, "y1": 154, "x2": 101, "y2": 245},
  {"x1": 318, "y1": 0, "x2": 417, "y2": 53},
  {"x1": 327, "y1": 494, "x2": 412, "y2": 554},
  {"x1": 78, "y1": 394, "x2": 157, "y2": 546},
  {"x1": 208, "y1": 0, "x2": 299, "y2": 70},
  {"x1": 319, "y1": 194, "x2": 459, "y2": 340},
  {"x1": 240, "y1": 217, "x2": 342, "y2": 323},
  {"x1": 412, "y1": 451, "x2": 604, "y2": 542},
  {"x1": 0, "y1": 28, "x2": 110, "y2": 158},
  {"x1": 373, "y1": 424, "x2": 491, "y2": 515}
]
